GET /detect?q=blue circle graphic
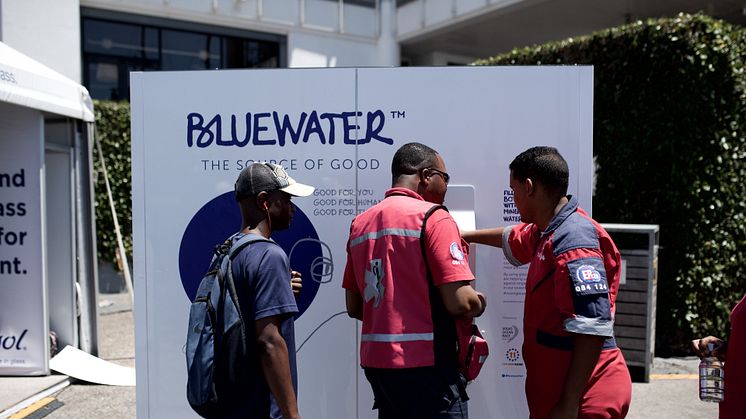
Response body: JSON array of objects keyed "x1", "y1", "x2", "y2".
[{"x1": 178, "y1": 191, "x2": 322, "y2": 318}]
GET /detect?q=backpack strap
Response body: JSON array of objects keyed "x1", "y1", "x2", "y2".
[
  {"x1": 420, "y1": 205, "x2": 448, "y2": 260},
  {"x1": 216, "y1": 233, "x2": 277, "y2": 363},
  {"x1": 419, "y1": 205, "x2": 468, "y2": 400},
  {"x1": 221, "y1": 233, "x2": 277, "y2": 322},
  {"x1": 229, "y1": 233, "x2": 275, "y2": 259}
]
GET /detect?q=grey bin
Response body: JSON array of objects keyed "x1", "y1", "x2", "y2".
[{"x1": 601, "y1": 224, "x2": 659, "y2": 383}]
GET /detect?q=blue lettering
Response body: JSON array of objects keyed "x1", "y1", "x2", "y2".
[
  {"x1": 0, "y1": 329, "x2": 27, "y2": 351},
  {"x1": 187, "y1": 113, "x2": 214, "y2": 148},
  {"x1": 230, "y1": 114, "x2": 251, "y2": 147},
  {"x1": 364, "y1": 110, "x2": 393, "y2": 145},
  {"x1": 273, "y1": 111, "x2": 306, "y2": 146},
  {"x1": 320, "y1": 113, "x2": 342, "y2": 144},
  {"x1": 1, "y1": 336, "x2": 13, "y2": 350},
  {"x1": 206, "y1": 115, "x2": 226, "y2": 147},
  {"x1": 253, "y1": 113, "x2": 275, "y2": 145},
  {"x1": 303, "y1": 111, "x2": 326, "y2": 144},
  {"x1": 342, "y1": 111, "x2": 362, "y2": 144},
  {"x1": 186, "y1": 109, "x2": 395, "y2": 147}
]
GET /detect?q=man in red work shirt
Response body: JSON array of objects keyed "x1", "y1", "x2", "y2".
[
  {"x1": 463, "y1": 146, "x2": 631, "y2": 418},
  {"x1": 343, "y1": 142, "x2": 486, "y2": 418}
]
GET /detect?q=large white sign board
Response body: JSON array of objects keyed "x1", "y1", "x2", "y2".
[
  {"x1": 0, "y1": 102, "x2": 48, "y2": 375},
  {"x1": 132, "y1": 66, "x2": 593, "y2": 418}
]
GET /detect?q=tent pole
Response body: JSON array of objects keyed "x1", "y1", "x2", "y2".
[{"x1": 94, "y1": 132, "x2": 134, "y2": 306}]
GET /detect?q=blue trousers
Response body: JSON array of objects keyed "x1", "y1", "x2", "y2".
[{"x1": 364, "y1": 367, "x2": 468, "y2": 419}]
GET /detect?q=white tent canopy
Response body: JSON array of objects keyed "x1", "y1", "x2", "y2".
[{"x1": 0, "y1": 42, "x2": 94, "y2": 122}]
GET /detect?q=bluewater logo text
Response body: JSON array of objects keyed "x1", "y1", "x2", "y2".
[
  {"x1": 0, "y1": 329, "x2": 28, "y2": 351},
  {"x1": 187, "y1": 110, "x2": 395, "y2": 148}
]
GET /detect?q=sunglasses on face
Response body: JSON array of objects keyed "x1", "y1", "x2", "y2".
[{"x1": 425, "y1": 167, "x2": 450, "y2": 184}]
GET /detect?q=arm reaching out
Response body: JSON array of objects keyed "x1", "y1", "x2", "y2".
[{"x1": 461, "y1": 227, "x2": 506, "y2": 248}]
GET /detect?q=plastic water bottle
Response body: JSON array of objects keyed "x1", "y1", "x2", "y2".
[{"x1": 699, "y1": 343, "x2": 724, "y2": 402}]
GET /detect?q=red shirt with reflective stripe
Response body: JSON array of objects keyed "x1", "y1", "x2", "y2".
[{"x1": 342, "y1": 187, "x2": 474, "y2": 368}]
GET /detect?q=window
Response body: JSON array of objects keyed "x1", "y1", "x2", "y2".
[{"x1": 81, "y1": 11, "x2": 285, "y2": 100}]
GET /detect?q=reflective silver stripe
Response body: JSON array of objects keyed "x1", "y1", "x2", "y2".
[
  {"x1": 349, "y1": 228, "x2": 421, "y2": 248},
  {"x1": 563, "y1": 316, "x2": 615, "y2": 337},
  {"x1": 360, "y1": 332, "x2": 434, "y2": 342},
  {"x1": 502, "y1": 225, "x2": 524, "y2": 267}
]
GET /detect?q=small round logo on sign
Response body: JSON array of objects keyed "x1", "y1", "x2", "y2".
[{"x1": 505, "y1": 348, "x2": 521, "y2": 362}]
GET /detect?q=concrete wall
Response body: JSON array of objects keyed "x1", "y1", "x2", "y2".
[
  {"x1": 288, "y1": 31, "x2": 379, "y2": 67},
  {"x1": 0, "y1": 0, "x2": 82, "y2": 82}
]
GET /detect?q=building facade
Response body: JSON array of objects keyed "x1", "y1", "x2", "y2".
[{"x1": 2, "y1": 0, "x2": 744, "y2": 100}]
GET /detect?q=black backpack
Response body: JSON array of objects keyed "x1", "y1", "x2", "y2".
[{"x1": 185, "y1": 234, "x2": 272, "y2": 417}]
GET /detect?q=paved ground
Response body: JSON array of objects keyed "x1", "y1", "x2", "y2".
[
  {"x1": 1, "y1": 290, "x2": 721, "y2": 419},
  {"x1": 45, "y1": 293, "x2": 136, "y2": 419},
  {"x1": 628, "y1": 358, "x2": 718, "y2": 418},
  {"x1": 0, "y1": 292, "x2": 136, "y2": 419}
]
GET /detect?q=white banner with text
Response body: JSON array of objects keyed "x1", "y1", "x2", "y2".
[
  {"x1": 132, "y1": 66, "x2": 593, "y2": 418},
  {"x1": 0, "y1": 102, "x2": 47, "y2": 376}
]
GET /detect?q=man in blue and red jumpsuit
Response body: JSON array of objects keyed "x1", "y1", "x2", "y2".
[{"x1": 463, "y1": 146, "x2": 632, "y2": 418}]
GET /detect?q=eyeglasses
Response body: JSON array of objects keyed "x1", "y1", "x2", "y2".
[{"x1": 425, "y1": 167, "x2": 450, "y2": 184}]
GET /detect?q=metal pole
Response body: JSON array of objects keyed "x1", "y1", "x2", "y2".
[{"x1": 74, "y1": 121, "x2": 99, "y2": 355}]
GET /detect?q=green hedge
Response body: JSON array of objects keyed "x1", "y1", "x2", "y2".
[
  {"x1": 93, "y1": 100, "x2": 132, "y2": 266},
  {"x1": 476, "y1": 13, "x2": 746, "y2": 354}
]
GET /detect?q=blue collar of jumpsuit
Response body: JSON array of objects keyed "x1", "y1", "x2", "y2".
[{"x1": 540, "y1": 195, "x2": 578, "y2": 237}]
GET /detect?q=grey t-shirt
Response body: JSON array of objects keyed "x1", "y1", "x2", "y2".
[{"x1": 224, "y1": 233, "x2": 298, "y2": 419}]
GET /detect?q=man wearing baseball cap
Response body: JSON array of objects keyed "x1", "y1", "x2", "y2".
[{"x1": 224, "y1": 162, "x2": 314, "y2": 419}]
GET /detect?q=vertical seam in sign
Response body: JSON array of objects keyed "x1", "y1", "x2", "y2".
[
  {"x1": 354, "y1": 68, "x2": 359, "y2": 218},
  {"x1": 575, "y1": 68, "x2": 583, "y2": 211},
  {"x1": 578, "y1": 66, "x2": 597, "y2": 217},
  {"x1": 353, "y1": 67, "x2": 359, "y2": 419},
  {"x1": 579, "y1": 68, "x2": 584, "y2": 213}
]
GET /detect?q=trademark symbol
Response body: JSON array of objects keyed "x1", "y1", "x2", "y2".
[{"x1": 390, "y1": 110, "x2": 406, "y2": 119}]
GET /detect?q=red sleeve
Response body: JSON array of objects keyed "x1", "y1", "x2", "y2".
[
  {"x1": 504, "y1": 223, "x2": 540, "y2": 266},
  {"x1": 552, "y1": 258, "x2": 575, "y2": 323},
  {"x1": 342, "y1": 242, "x2": 358, "y2": 291},
  {"x1": 424, "y1": 210, "x2": 475, "y2": 286}
]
